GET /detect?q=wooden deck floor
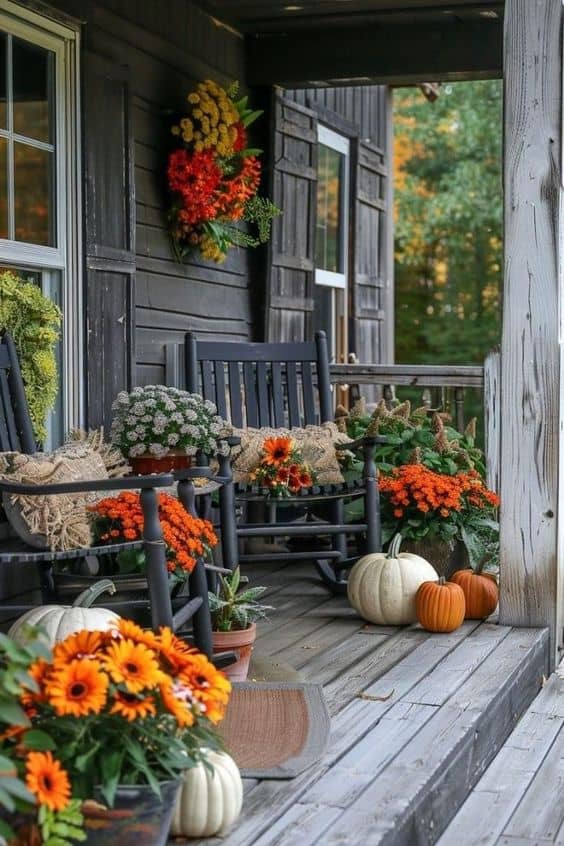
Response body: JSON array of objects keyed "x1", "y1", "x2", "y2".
[{"x1": 183, "y1": 560, "x2": 549, "y2": 846}]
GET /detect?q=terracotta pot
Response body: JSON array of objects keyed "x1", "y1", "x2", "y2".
[
  {"x1": 212, "y1": 622, "x2": 257, "y2": 681},
  {"x1": 129, "y1": 451, "x2": 194, "y2": 475},
  {"x1": 82, "y1": 780, "x2": 180, "y2": 846},
  {"x1": 400, "y1": 538, "x2": 469, "y2": 579}
]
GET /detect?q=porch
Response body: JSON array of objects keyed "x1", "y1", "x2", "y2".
[{"x1": 179, "y1": 560, "x2": 549, "y2": 846}]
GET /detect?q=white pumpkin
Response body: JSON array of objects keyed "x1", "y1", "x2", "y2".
[
  {"x1": 8, "y1": 579, "x2": 120, "y2": 646},
  {"x1": 347, "y1": 535, "x2": 438, "y2": 625},
  {"x1": 170, "y1": 749, "x2": 243, "y2": 838}
]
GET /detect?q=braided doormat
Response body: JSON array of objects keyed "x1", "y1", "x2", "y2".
[{"x1": 217, "y1": 682, "x2": 330, "y2": 779}]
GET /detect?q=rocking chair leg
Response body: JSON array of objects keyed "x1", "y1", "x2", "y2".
[
  {"x1": 315, "y1": 559, "x2": 348, "y2": 595},
  {"x1": 329, "y1": 499, "x2": 347, "y2": 579},
  {"x1": 363, "y1": 439, "x2": 382, "y2": 554},
  {"x1": 188, "y1": 557, "x2": 213, "y2": 658},
  {"x1": 141, "y1": 486, "x2": 173, "y2": 631},
  {"x1": 218, "y1": 452, "x2": 239, "y2": 571}
]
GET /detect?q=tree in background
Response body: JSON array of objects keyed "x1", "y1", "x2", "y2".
[{"x1": 394, "y1": 80, "x2": 502, "y2": 366}]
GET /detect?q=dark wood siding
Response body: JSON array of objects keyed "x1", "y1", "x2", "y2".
[{"x1": 53, "y1": 0, "x2": 253, "y2": 397}]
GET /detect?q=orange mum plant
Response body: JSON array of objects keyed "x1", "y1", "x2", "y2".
[
  {"x1": 379, "y1": 463, "x2": 500, "y2": 570},
  {"x1": 250, "y1": 436, "x2": 316, "y2": 497},
  {"x1": 1, "y1": 621, "x2": 230, "y2": 844},
  {"x1": 90, "y1": 491, "x2": 217, "y2": 583}
]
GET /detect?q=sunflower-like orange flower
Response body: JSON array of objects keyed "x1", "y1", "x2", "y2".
[
  {"x1": 46, "y1": 658, "x2": 108, "y2": 717},
  {"x1": 116, "y1": 618, "x2": 159, "y2": 650},
  {"x1": 20, "y1": 658, "x2": 49, "y2": 714},
  {"x1": 110, "y1": 691, "x2": 157, "y2": 722},
  {"x1": 159, "y1": 682, "x2": 194, "y2": 728},
  {"x1": 53, "y1": 630, "x2": 103, "y2": 663},
  {"x1": 25, "y1": 751, "x2": 71, "y2": 812},
  {"x1": 103, "y1": 639, "x2": 165, "y2": 693},
  {"x1": 155, "y1": 627, "x2": 195, "y2": 674},
  {"x1": 263, "y1": 436, "x2": 293, "y2": 467},
  {"x1": 179, "y1": 654, "x2": 231, "y2": 724}
]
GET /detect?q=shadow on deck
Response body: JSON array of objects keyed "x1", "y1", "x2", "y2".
[{"x1": 178, "y1": 560, "x2": 549, "y2": 846}]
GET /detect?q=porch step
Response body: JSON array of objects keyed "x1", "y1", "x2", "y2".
[
  {"x1": 437, "y1": 659, "x2": 564, "y2": 846},
  {"x1": 202, "y1": 623, "x2": 549, "y2": 846}
]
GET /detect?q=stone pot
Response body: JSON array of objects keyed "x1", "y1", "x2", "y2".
[
  {"x1": 129, "y1": 451, "x2": 194, "y2": 475},
  {"x1": 212, "y1": 622, "x2": 257, "y2": 681},
  {"x1": 400, "y1": 538, "x2": 469, "y2": 579},
  {"x1": 82, "y1": 780, "x2": 180, "y2": 846}
]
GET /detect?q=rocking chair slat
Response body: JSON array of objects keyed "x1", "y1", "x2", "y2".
[
  {"x1": 201, "y1": 360, "x2": 214, "y2": 405},
  {"x1": 271, "y1": 362, "x2": 284, "y2": 427},
  {"x1": 0, "y1": 370, "x2": 19, "y2": 451},
  {"x1": 256, "y1": 362, "x2": 269, "y2": 427},
  {"x1": 214, "y1": 360, "x2": 228, "y2": 419},
  {"x1": 0, "y1": 373, "x2": 13, "y2": 452},
  {"x1": 228, "y1": 362, "x2": 243, "y2": 428},
  {"x1": 302, "y1": 361, "x2": 316, "y2": 424},
  {"x1": 244, "y1": 362, "x2": 259, "y2": 427},
  {"x1": 286, "y1": 362, "x2": 301, "y2": 428}
]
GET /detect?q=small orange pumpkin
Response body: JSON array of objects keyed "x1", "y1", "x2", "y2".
[
  {"x1": 416, "y1": 577, "x2": 465, "y2": 633},
  {"x1": 450, "y1": 569, "x2": 498, "y2": 619}
]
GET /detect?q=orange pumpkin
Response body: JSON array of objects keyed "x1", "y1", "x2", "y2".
[
  {"x1": 415, "y1": 577, "x2": 465, "y2": 633},
  {"x1": 450, "y1": 569, "x2": 498, "y2": 619}
]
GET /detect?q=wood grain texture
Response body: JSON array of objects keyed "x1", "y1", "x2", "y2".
[
  {"x1": 484, "y1": 348, "x2": 501, "y2": 492},
  {"x1": 499, "y1": 0, "x2": 563, "y2": 666}
]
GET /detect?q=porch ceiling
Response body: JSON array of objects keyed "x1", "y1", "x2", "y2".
[{"x1": 196, "y1": 1, "x2": 504, "y2": 87}]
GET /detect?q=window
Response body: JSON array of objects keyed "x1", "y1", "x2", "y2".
[
  {"x1": 314, "y1": 126, "x2": 350, "y2": 363},
  {"x1": 0, "y1": 3, "x2": 82, "y2": 446}
]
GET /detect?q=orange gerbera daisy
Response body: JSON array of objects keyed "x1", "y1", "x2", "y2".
[
  {"x1": 159, "y1": 682, "x2": 194, "y2": 728},
  {"x1": 46, "y1": 658, "x2": 108, "y2": 717},
  {"x1": 110, "y1": 691, "x2": 157, "y2": 722},
  {"x1": 116, "y1": 618, "x2": 159, "y2": 650},
  {"x1": 179, "y1": 654, "x2": 231, "y2": 724},
  {"x1": 104, "y1": 639, "x2": 164, "y2": 693},
  {"x1": 262, "y1": 436, "x2": 293, "y2": 466},
  {"x1": 155, "y1": 627, "x2": 195, "y2": 674},
  {"x1": 53, "y1": 629, "x2": 103, "y2": 663},
  {"x1": 25, "y1": 751, "x2": 71, "y2": 812}
]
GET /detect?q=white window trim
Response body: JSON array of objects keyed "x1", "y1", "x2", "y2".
[
  {"x1": 315, "y1": 125, "x2": 350, "y2": 290},
  {"x1": 0, "y1": 1, "x2": 83, "y2": 436}
]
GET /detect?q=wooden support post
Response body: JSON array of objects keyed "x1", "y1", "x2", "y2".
[{"x1": 500, "y1": 0, "x2": 564, "y2": 668}]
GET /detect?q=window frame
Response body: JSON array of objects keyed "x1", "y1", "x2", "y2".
[
  {"x1": 0, "y1": 1, "x2": 83, "y2": 437},
  {"x1": 314, "y1": 124, "x2": 350, "y2": 291}
]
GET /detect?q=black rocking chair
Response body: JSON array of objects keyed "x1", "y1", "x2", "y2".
[
  {"x1": 185, "y1": 330, "x2": 384, "y2": 594},
  {"x1": 0, "y1": 332, "x2": 215, "y2": 656}
]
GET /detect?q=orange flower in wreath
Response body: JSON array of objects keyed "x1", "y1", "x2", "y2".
[
  {"x1": 25, "y1": 751, "x2": 71, "y2": 812},
  {"x1": 263, "y1": 436, "x2": 293, "y2": 467}
]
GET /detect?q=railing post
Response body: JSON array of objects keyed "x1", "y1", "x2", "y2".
[{"x1": 484, "y1": 348, "x2": 500, "y2": 494}]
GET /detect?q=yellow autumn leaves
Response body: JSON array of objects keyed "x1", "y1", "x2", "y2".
[{"x1": 171, "y1": 79, "x2": 241, "y2": 156}]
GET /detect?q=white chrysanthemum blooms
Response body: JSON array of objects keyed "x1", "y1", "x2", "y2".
[
  {"x1": 131, "y1": 402, "x2": 145, "y2": 416},
  {"x1": 129, "y1": 443, "x2": 147, "y2": 457},
  {"x1": 149, "y1": 443, "x2": 168, "y2": 457},
  {"x1": 167, "y1": 433, "x2": 180, "y2": 446},
  {"x1": 203, "y1": 400, "x2": 216, "y2": 412},
  {"x1": 144, "y1": 398, "x2": 156, "y2": 408},
  {"x1": 185, "y1": 408, "x2": 197, "y2": 421},
  {"x1": 127, "y1": 431, "x2": 138, "y2": 441},
  {"x1": 171, "y1": 412, "x2": 184, "y2": 423}
]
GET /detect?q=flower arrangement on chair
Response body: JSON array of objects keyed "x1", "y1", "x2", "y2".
[
  {"x1": 1, "y1": 622, "x2": 230, "y2": 846},
  {"x1": 90, "y1": 491, "x2": 218, "y2": 584},
  {"x1": 250, "y1": 436, "x2": 316, "y2": 497},
  {"x1": 167, "y1": 79, "x2": 280, "y2": 263}
]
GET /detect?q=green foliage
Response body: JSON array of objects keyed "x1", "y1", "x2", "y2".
[
  {"x1": 208, "y1": 567, "x2": 273, "y2": 632},
  {"x1": 39, "y1": 800, "x2": 86, "y2": 846},
  {"x1": 243, "y1": 196, "x2": 282, "y2": 243},
  {"x1": 0, "y1": 270, "x2": 62, "y2": 443},
  {"x1": 394, "y1": 81, "x2": 502, "y2": 375}
]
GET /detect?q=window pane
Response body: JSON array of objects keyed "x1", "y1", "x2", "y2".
[
  {"x1": 14, "y1": 141, "x2": 55, "y2": 245},
  {"x1": 0, "y1": 136, "x2": 7, "y2": 239},
  {"x1": 315, "y1": 143, "x2": 345, "y2": 273},
  {"x1": 0, "y1": 33, "x2": 6, "y2": 130},
  {"x1": 13, "y1": 37, "x2": 54, "y2": 144}
]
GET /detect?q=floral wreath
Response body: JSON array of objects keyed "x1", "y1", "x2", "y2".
[{"x1": 167, "y1": 79, "x2": 280, "y2": 263}]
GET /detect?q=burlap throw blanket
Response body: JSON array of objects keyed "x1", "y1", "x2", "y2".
[
  {"x1": 0, "y1": 431, "x2": 130, "y2": 552},
  {"x1": 231, "y1": 422, "x2": 353, "y2": 486}
]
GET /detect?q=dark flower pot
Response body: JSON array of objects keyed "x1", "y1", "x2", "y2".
[
  {"x1": 82, "y1": 780, "x2": 180, "y2": 846},
  {"x1": 400, "y1": 538, "x2": 469, "y2": 579}
]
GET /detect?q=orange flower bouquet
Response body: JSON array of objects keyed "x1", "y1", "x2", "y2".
[
  {"x1": 379, "y1": 463, "x2": 500, "y2": 569},
  {"x1": 250, "y1": 436, "x2": 316, "y2": 498},
  {"x1": 1, "y1": 622, "x2": 230, "y2": 845},
  {"x1": 168, "y1": 79, "x2": 280, "y2": 263},
  {"x1": 90, "y1": 491, "x2": 217, "y2": 585}
]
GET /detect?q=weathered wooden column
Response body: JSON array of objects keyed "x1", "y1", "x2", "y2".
[{"x1": 500, "y1": 0, "x2": 564, "y2": 668}]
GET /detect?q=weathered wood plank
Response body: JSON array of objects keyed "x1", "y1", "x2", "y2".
[
  {"x1": 499, "y1": 0, "x2": 564, "y2": 668},
  {"x1": 250, "y1": 802, "x2": 342, "y2": 846},
  {"x1": 437, "y1": 710, "x2": 564, "y2": 846},
  {"x1": 294, "y1": 627, "x2": 397, "y2": 686}
]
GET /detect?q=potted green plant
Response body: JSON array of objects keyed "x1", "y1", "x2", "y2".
[
  {"x1": 208, "y1": 567, "x2": 273, "y2": 681},
  {"x1": 110, "y1": 385, "x2": 230, "y2": 474},
  {"x1": 1, "y1": 621, "x2": 230, "y2": 846}
]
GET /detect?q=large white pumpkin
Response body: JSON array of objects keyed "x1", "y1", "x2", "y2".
[
  {"x1": 347, "y1": 535, "x2": 438, "y2": 625},
  {"x1": 170, "y1": 750, "x2": 243, "y2": 838},
  {"x1": 8, "y1": 579, "x2": 120, "y2": 647}
]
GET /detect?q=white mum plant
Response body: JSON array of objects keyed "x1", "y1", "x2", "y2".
[{"x1": 111, "y1": 385, "x2": 230, "y2": 458}]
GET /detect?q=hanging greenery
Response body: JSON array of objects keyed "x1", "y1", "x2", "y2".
[
  {"x1": 167, "y1": 79, "x2": 281, "y2": 263},
  {"x1": 0, "y1": 270, "x2": 62, "y2": 443}
]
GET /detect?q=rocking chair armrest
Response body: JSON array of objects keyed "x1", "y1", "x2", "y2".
[
  {"x1": 0, "y1": 473, "x2": 174, "y2": 496},
  {"x1": 335, "y1": 434, "x2": 387, "y2": 451}
]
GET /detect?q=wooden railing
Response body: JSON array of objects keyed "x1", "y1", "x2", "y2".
[{"x1": 330, "y1": 350, "x2": 501, "y2": 492}]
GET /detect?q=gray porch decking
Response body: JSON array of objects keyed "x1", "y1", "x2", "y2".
[{"x1": 180, "y1": 559, "x2": 549, "y2": 846}]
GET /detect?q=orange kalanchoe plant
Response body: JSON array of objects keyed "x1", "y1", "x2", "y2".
[
  {"x1": 379, "y1": 463, "x2": 500, "y2": 569},
  {"x1": 90, "y1": 491, "x2": 217, "y2": 582}
]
